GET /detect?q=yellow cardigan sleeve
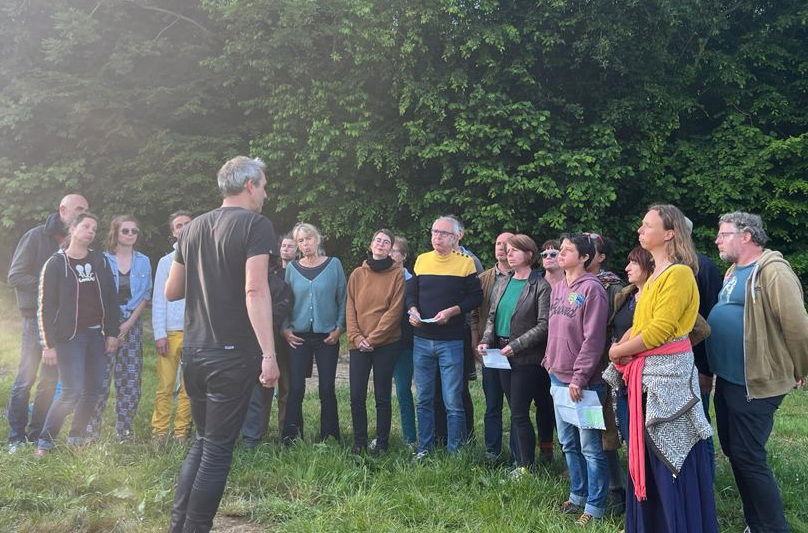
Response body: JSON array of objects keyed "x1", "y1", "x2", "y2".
[{"x1": 637, "y1": 265, "x2": 699, "y2": 349}]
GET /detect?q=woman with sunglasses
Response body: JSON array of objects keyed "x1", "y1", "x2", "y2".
[
  {"x1": 606, "y1": 204, "x2": 716, "y2": 533},
  {"x1": 541, "y1": 240, "x2": 564, "y2": 286},
  {"x1": 88, "y1": 215, "x2": 152, "y2": 441},
  {"x1": 346, "y1": 229, "x2": 405, "y2": 453},
  {"x1": 477, "y1": 234, "x2": 552, "y2": 475},
  {"x1": 34, "y1": 213, "x2": 120, "y2": 455}
]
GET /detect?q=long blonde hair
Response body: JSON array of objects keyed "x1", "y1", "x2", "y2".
[{"x1": 647, "y1": 204, "x2": 698, "y2": 274}]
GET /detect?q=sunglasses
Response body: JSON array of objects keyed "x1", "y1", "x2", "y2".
[
  {"x1": 541, "y1": 250, "x2": 558, "y2": 258},
  {"x1": 120, "y1": 228, "x2": 140, "y2": 236}
]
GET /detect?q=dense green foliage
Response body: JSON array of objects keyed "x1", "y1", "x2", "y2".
[{"x1": 1, "y1": 0, "x2": 807, "y2": 274}]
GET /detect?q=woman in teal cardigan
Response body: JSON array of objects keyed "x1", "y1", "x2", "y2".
[{"x1": 281, "y1": 222, "x2": 347, "y2": 443}]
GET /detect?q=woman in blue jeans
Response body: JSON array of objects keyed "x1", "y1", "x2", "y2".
[
  {"x1": 390, "y1": 236, "x2": 417, "y2": 446},
  {"x1": 282, "y1": 223, "x2": 346, "y2": 443},
  {"x1": 544, "y1": 233, "x2": 610, "y2": 526},
  {"x1": 35, "y1": 212, "x2": 120, "y2": 456}
]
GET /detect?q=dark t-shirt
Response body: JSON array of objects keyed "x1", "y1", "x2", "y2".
[
  {"x1": 175, "y1": 207, "x2": 277, "y2": 354},
  {"x1": 292, "y1": 257, "x2": 332, "y2": 281},
  {"x1": 69, "y1": 255, "x2": 102, "y2": 329},
  {"x1": 117, "y1": 270, "x2": 131, "y2": 307}
]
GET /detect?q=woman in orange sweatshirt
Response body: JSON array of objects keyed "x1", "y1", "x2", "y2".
[{"x1": 346, "y1": 229, "x2": 405, "y2": 453}]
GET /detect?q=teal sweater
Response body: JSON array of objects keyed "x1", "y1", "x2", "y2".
[{"x1": 285, "y1": 258, "x2": 347, "y2": 333}]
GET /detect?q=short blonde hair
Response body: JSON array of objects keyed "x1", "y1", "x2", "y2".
[{"x1": 292, "y1": 222, "x2": 322, "y2": 248}]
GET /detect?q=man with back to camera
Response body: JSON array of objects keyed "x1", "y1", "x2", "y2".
[
  {"x1": 165, "y1": 156, "x2": 279, "y2": 532},
  {"x1": 6, "y1": 193, "x2": 88, "y2": 453}
]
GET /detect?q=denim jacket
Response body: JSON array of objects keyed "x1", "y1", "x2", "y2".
[{"x1": 104, "y1": 250, "x2": 152, "y2": 320}]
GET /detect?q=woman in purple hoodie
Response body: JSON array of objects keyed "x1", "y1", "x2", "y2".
[{"x1": 544, "y1": 233, "x2": 610, "y2": 527}]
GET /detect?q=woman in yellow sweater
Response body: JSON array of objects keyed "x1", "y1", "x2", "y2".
[
  {"x1": 346, "y1": 229, "x2": 405, "y2": 453},
  {"x1": 606, "y1": 204, "x2": 717, "y2": 533}
]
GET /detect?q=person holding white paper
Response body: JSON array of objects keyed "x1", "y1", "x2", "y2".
[
  {"x1": 477, "y1": 234, "x2": 552, "y2": 476},
  {"x1": 543, "y1": 233, "x2": 610, "y2": 526}
]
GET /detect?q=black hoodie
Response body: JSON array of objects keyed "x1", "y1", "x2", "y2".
[
  {"x1": 7, "y1": 213, "x2": 66, "y2": 317},
  {"x1": 37, "y1": 249, "x2": 120, "y2": 348}
]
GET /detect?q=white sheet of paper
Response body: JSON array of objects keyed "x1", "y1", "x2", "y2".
[
  {"x1": 483, "y1": 349, "x2": 511, "y2": 370},
  {"x1": 549, "y1": 384, "x2": 606, "y2": 430},
  {"x1": 408, "y1": 311, "x2": 439, "y2": 323}
]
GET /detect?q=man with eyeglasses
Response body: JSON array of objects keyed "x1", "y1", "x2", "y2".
[
  {"x1": 707, "y1": 211, "x2": 808, "y2": 533},
  {"x1": 6, "y1": 193, "x2": 89, "y2": 454},
  {"x1": 406, "y1": 216, "x2": 482, "y2": 457}
]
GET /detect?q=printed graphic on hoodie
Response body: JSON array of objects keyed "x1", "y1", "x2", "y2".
[{"x1": 69, "y1": 255, "x2": 103, "y2": 329}]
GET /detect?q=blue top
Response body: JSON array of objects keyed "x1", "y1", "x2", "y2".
[
  {"x1": 285, "y1": 257, "x2": 347, "y2": 333},
  {"x1": 152, "y1": 247, "x2": 185, "y2": 339},
  {"x1": 104, "y1": 250, "x2": 152, "y2": 320},
  {"x1": 706, "y1": 262, "x2": 754, "y2": 385}
]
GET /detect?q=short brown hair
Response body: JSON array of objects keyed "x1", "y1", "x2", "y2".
[
  {"x1": 627, "y1": 245, "x2": 654, "y2": 279},
  {"x1": 541, "y1": 239, "x2": 559, "y2": 251},
  {"x1": 507, "y1": 234, "x2": 539, "y2": 266}
]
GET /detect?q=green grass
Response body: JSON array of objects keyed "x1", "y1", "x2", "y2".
[{"x1": 0, "y1": 286, "x2": 806, "y2": 531}]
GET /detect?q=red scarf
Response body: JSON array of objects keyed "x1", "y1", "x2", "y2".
[{"x1": 615, "y1": 337, "x2": 692, "y2": 500}]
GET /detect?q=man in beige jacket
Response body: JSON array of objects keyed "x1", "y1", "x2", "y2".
[{"x1": 707, "y1": 211, "x2": 808, "y2": 533}]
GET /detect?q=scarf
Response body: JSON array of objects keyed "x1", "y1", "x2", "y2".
[
  {"x1": 367, "y1": 254, "x2": 394, "y2": 272},
  {"x1": 615, "y1": 336, "x2": 693, "y2": 500}
]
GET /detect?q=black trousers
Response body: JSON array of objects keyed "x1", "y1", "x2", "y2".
[
  {"x1": 169, "y1": 348, "x2": 258, "y2": 533},
  {"x1": 349, "y1": 342, "x2": 399, "y2": 449},
  {"x1": 282, "y1": 333, "x2": 340, "y2": 442},
  {"x1": 715, "y1": 378, "x2": 788, "y2": 533}
]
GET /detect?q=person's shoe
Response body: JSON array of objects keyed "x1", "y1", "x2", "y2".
[
  {"x1": 34, "y1": 447, "x2": 49, "y2": 458},
  {"x1": 8, "y1": 441, "x2": 26, "y2": 455},
  {"x1": 413, "y1": 450, "x2": 429, "y2": 462},
  {"x1": 607, "y1": 488, "x2": 626, "y2": 515},
  {"x1": 509, "y1": 466, "x2": 529, "y2": 479},
  {"x1": 575, "y1": 512, "x2": 596, "y2": 527},
  {"x1": 539, "y1": 449, "x2": 554, "y2": 466},
  {"x1": 368, "y1": 438, "x2": 377, "y2": 450},
  {"x1": 559, "y1": 500, "x2": 582, "y2": 515}
]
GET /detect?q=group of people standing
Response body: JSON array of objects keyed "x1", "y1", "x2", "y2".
[{"x1": 5, "y1": 156, "x2": 807, "y2": 533}]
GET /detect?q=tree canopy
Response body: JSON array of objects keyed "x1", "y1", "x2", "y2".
[{"x1": 2, "y1": 0, "x2": 807, "y2": 277}]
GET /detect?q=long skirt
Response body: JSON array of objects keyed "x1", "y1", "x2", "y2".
[{"x1": 626, "y1": 438, "x2": 718, "y2": 533}]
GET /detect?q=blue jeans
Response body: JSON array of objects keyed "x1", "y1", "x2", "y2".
[
  {"x1": 37, "y1": 329, "x2": 107, "y2": 449},
  {"x1": 7, "y1": 317, "x2": 59, "y2": 444},
  {"x1": 393, "y1": 345, "x2": 416, "y2": 444},
  {"x1": 413, "y1": 337, "x2": 465, "y2": 453},
  {"x1": 551, "y1": 374, "x2": 609, "y2": 518}
]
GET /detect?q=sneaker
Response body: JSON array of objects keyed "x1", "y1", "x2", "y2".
[
  {"x1": 8, "y1": 441, "x2": 26, "y2": 455},
  {"x1": 368, "y1": 438, "x2": 377, "y2": 450},
  {"x1": 34, "y1": 447, "x2": 49, "y2": 458},
  {"x1": 559, "y1": 500, "x2": 582, "y2": 515},
  {"x1": 575, "y1": 512, "x2": 596, "y2": 527},
  {"x1": 413, "y1": 450, "x2": 429, "y2": 462},
  {"x1": 509, "y1": 466, "x2": 529, "y2": 479}
]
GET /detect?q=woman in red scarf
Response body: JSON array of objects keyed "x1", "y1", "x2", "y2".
[{"x1": 607, "y1": 204, "x2": 717, "y2": 533}]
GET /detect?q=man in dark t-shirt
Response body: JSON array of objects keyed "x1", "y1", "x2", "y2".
[{"x1": 165, "y1": 156, "x2": 279, "y2": 533}]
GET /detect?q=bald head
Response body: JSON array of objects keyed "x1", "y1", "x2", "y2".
[
  {"x1": 494, "y1": 232, "x2": 515, "y2": 263},
  {"x1": 59, "y1": 194, "x2": 89, "y2": 226}
]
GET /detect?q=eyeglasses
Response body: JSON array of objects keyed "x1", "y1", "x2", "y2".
[
  {"x1": 541, "y1": 250, "x2": 559, "y2": 259},
  {"x1": 373, "y1": 237, "x2": 392, "y2": 246},
  {"x1": 120, "y1": 228, "x2": 140, "y2": 236},
  {"x1": 430, "y1": 229, "x2": 455, "y2": 238},
  {"x1": 715, "y1": 231, "x2": 741, "y2": 241}
]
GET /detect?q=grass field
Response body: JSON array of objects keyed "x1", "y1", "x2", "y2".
[{"x1": 0, "y1": 286, "x2": 806, "y2": 532}]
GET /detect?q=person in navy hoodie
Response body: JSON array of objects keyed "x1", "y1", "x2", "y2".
[
  {"x1": 34, "y1": 212, "x2": 120, "y2": 455},
  {"x1": 544, "y1": 233, "x2": 610, "y2": 526}
]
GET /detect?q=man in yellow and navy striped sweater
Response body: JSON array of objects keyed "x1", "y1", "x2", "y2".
[{"x1": 406, "y1": 216, "x2": 482, "y2": 457}]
